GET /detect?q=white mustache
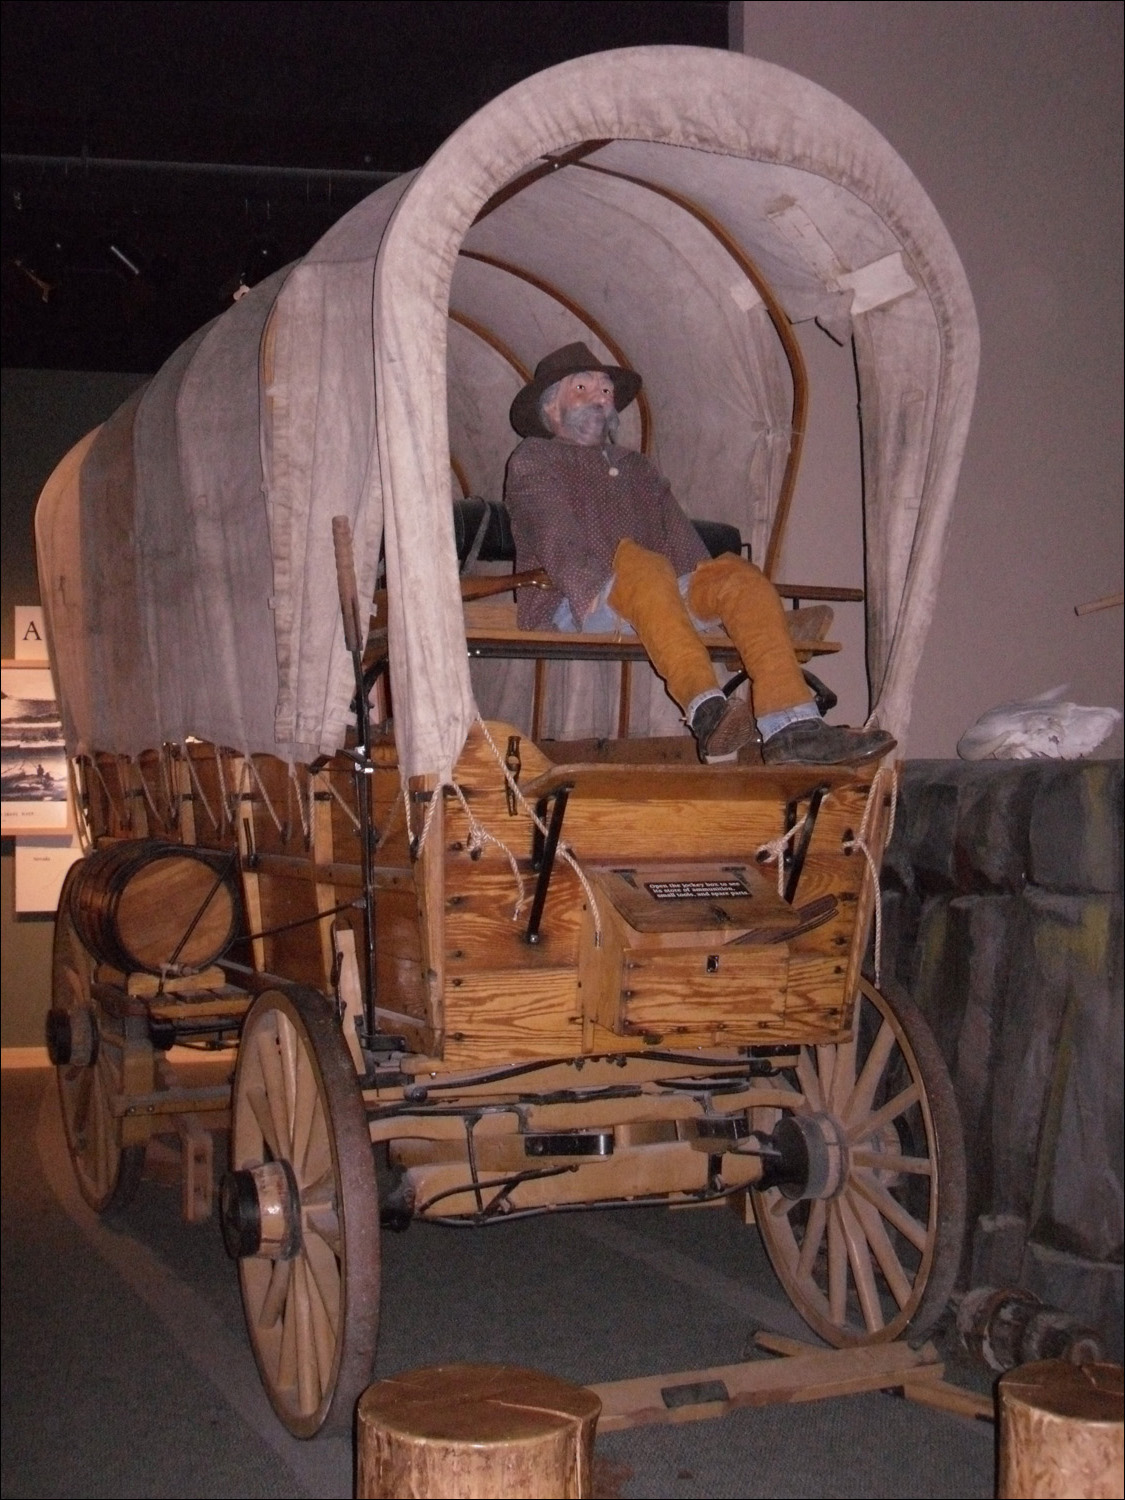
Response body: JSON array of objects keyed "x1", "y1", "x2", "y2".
[{"x1": 561, "y1": 404, "x2": 619, "y2": 444}]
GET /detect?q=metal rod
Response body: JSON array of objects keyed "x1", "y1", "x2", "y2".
[
  {"x1": 524, "y1": 785, "x2": 571, "y2": 944},
  {"x1": 783, "y1": 784, "x2": 829, "y2": 905}
]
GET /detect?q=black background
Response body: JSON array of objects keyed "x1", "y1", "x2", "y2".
[{"x1": 2, "y1": 1, "x2": 728, "y2": 372}]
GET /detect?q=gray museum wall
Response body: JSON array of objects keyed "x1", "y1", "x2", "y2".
[
  {"x1": 2, "y1": 370, "x2": 148, "y2": 1048},
  {"x1": 734, "y1": 0, "x2": 1123, "y2": 759}
]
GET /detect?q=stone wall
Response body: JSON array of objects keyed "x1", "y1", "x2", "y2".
[{"x1": 880, "y1": 760, "x2": 1123, "y2": 1359}]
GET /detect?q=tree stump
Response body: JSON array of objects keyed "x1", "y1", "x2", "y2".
[
  {"x1": 997, "y1": 1360, "x2": 1124, "y2": 1499},
  {"x1": 356, "y1": 1363, "x2": 602, "y2": 1499}
]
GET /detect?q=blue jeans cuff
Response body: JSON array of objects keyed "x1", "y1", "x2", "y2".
[{"x1": 757, "y1": 701, "x2": 821, "y2": 740}]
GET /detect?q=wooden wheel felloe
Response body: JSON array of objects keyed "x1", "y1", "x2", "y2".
[
  {"x1": 223, "y1": 986, "x2": 381, "y2": 1438},
  {"x1": 750, "y1": 976, "x2": 966, "y2": 1347},
  {"x1": 48, "y1": 875, "x2": 146, "y2": 1214}
]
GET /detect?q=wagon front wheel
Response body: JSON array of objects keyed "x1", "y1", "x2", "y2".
[
  {"x1": 48, "y1": 878, "x2": 146, "y2": 1213},
  {"x1": 750, "y1": 976, "x2": 966, "y2": 1347},
  {"x1": 222, "y1": 986, "x2": 380, "y2": 1438}
]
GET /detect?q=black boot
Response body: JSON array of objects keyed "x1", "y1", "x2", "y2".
[
  {"x1": 690, "y1": 695, "x2": 755, "y2": 761},
  {"x1": 761, "y1": 719, "x2": 896, "y2": 766}
]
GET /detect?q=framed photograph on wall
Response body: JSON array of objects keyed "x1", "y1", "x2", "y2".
[{"x1": 1, "y1": 660, "x2": 71, "y2": 835}]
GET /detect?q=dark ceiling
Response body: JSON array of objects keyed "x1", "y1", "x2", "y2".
[{"x1": 2, "y1": 1, "x2": 729, "y2": 373}]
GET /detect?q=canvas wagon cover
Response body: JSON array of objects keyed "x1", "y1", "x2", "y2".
[{"x1": 37, "y1": 47, "x2": 978, "y2": 781}]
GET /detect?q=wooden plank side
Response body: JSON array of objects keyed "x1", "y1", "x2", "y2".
[
  {"x1": 251, "y1": 867, "x2": 330, "y2": 989},
  {"x1": 182, "y1": 744, "x2": 233, "y2": 851},
  {"x1": 135, "y1": 748, "x2": 177, "y2": 839},
  {"x1": 448, "y1": 720, "x2": 555, "y2": 839},
  {"x1": 783, "y1": 953, "x2": 851, "y2": 1040},
  {"x1": 374, "y1": 886, "x2": 431, "y2": 1035},
  {"x1": 240, "y1": 754, "x2": 309, "y2": 859},
  {"x1": 545, "y1": 790, "x2": 867, "y2": 868},
  {"x1": 441, "y1": 968, "x2": 582, "y2": 1066},
  {"x1": 620, "y1": 947, "x2": 789, "y2": 1032},
  {"x1": 444, "y1": 861, "x2": 584, "y2": 972}
]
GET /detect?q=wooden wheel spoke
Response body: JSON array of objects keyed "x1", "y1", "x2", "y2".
[
  {"x1": 71, "y1": 1066, "x2": 94, "y2": 1140},
  {"x1": 303, "y1": 1155, "x2": 342, "y2": 1252},
  {"x1": 92, "y1": 1088, "x2": 111, "y2": 1193},
  {"x1": 814, "y1": 1044, "x2": 837, "y2": 1109},
  {"x1": 852, "y1": 1148, "x2": 932, "y2": 1177},
  {"x1": 768, "y1": 1188, "x2": 796, "y2": 1220},
  {"x1": 827, "y1": 1035, "x2": 857, "y2": 1115},
  {"x1": 795, "y1": 1051, "x2": 824, "y2": 1111},
  {"x1": 291, "y1": 1044, "x2": 319, "y2": 1183},
  {"x1": 843, "y1": 1018, "x2": 898, "y2": 1128},
  {"x1": 259, "y1": 1258, "x2": 291, "y2": 1330},
  {"x1": 826, "y1": 1203, "x2": 848, "y2": 1323},
  {"x1": 303, "y1": 1229, "x2": 342, "y2": 1321},
  {"x1": 837, "y1": 1192, "x2": 885, "y2": 1333},
  {"x1": 846, "y1": 1082, "x2": 921, "y2": 1145},
  {"x1": 291, "y1": 1257, "x2": 321, "y2": 1415},
  {"x1": 305, "y1": 1207, "x2": 342, "y2": 1257},
  {"x1": 795, "y1": 1197, "x2": 827, "y2": 1281},
  {"x1": 853, "y1": 1168, "x2": 930, "y2": 1253},
  {"x1": 848, "y1": 1188, "x2": 915, "y2": 1309},
  {"x1": 276, "y1": 1013, "x2": 300, "y2": 1147},
  {"x1": 300, "y1": 1247, "x2": 338, "y2": 1391},
  {"x1": 245, "y1": 1084, "x2": 283, "y2": 1161},
  {"x1": 277, "y1": 1266, "x2": 300, "y2": 1395},
  {"x1": 255, "y1": 1028, "x2": 292, "y2": 1158},
  {"x1": 90, "y1": 1055, "x2": 117, "y2": 1191}
]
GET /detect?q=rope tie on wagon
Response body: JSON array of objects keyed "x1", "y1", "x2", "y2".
[
  {"x1": 841, "y1": 762, "x2": 898, "y2": 987},
  {"x1": 403, "y1": 716, "x2": 603, "y2": 942},
  {"x1": 753, "y1": 762, "x2": 898, "y2": 986},
  {"x1": 477, "y1": 715, "x2": 603, "y2": 941}
]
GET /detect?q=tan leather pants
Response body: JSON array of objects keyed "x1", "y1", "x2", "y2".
[{"x1": 606, "y1": 538, "x2": 812, "y2": 718}]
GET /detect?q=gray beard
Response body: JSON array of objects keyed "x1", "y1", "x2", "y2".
[{"x1": 560, "y1": 404, "x2": 620, "y2": 447}]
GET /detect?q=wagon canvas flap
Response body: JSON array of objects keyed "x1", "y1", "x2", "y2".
[
  {"x1": 373, "y1": 46, "x2": 977, "y2": 774},
  {"x1": 37, "y1": 46, "x2": 977, "y2": 776}
]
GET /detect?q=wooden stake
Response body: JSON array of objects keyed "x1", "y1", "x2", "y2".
[
  {"x1": 356, "y1": 1363, "x2": 601, "y2": 1499},
  {"x1": 998, "y1": 1360, "x2": 1123, "y2": 1499}
]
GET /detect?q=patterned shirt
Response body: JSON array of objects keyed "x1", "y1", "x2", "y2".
[{"x1": 504, "y1": 437, "x2": 709, "y2": 629}]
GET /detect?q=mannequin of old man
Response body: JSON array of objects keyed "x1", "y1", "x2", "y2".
[{"x1": 504, "y1": 343, "x2": 894, "y2": 764}]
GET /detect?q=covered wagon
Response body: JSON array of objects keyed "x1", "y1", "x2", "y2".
[{"x1": 36, "y1": 46, "x2": 978, "y2": 1436}]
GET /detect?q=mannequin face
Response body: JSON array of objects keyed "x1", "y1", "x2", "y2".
[{"x1": 541, "y1": 371, "x2": 618, "y2": 446}]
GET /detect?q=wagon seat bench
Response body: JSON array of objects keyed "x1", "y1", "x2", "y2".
[{"x1": 364, "y1": 497, "x2": 863, "y2": 744}]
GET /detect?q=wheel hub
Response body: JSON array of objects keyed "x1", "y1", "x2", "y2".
[
  {"x1": 756, "y1": 1110, "x2": 849, "y2": 1200},
  {"x1": 45, "y1": 1005, "x2": 98, "y2": 1068},
  {"x1": 220, "y1": 1159, "x2": 302, "y2": 1260}
]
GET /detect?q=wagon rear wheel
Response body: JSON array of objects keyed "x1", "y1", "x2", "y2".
[
  {"x1": 750, "y1": 976, "x2": 965, "y2": 1347},
  {"x1": 222, "y1": 986, "x2": 380, "y2": 1438},
  {"x1": 48, "y1": 875, "x2": 145, "y2": 1213}
]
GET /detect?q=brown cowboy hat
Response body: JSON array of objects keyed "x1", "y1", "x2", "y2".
[{"x1": 509, "y1": 342, "x2": 642, "y2": 438}]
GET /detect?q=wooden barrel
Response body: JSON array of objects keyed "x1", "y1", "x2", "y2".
[
  {"x1": 356, "y1": 1363, "x2": 602, "y2": 1498},
  {"x1": 68, "y1": 840, "x2": 240, "y2": 975}
]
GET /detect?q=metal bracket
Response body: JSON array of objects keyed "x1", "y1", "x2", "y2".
[{"x1": 525, "y1": 784, "x2": 572, "y2": 943}]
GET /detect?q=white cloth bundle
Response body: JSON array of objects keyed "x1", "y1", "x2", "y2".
[{"x1": 957, "y1": 686, "x2": 1122, "y2": 760}]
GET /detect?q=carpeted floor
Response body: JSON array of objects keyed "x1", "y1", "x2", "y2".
[{"x1": 1, "y1": 1065, "x2": 997, "y2": 1499}]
